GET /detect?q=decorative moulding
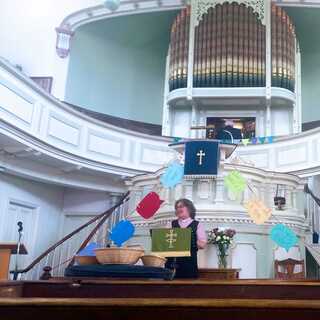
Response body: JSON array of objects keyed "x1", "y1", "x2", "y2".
[
  {"x1": 191, "y1": 0, "x2": 266, "y2": 26},
  {"x1": 184, "y1": 174, "x2": 217, "y2": 180}
]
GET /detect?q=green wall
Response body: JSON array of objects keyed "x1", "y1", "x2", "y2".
[
  {"x1": 65, "y1": 11, "x2": 177, "y2": 125},
  {"x1": 66, "y1": 8, "x2": 320, "y2": 125},
  {"x1": 285, "y1": 7, "x2": 320, "y2": 123}
]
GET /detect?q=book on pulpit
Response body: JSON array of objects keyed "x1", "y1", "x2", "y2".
[{"x1": 151, "y1": 228, "x2": 191, "y2": 257}]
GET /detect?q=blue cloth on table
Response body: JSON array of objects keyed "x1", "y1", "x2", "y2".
[{"x1": 65, "y1": 264, "x2": 174, "y2": 280}]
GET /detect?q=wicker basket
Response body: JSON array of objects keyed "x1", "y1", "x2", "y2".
[
  {"x1": 75, "y1": 255, "x2": 98, "y2": 265},
  {"x1": 141, "y1": 255, "x2": 167, "y2": 268},
  {"x1": 95, "y1": 247, "x2": 144, "y2": 265}
]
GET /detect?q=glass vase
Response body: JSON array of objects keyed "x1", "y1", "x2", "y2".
[{"x1": 217, "y1": 244, "x2": 229, "y2": 269}]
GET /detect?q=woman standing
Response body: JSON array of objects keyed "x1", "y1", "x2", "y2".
[{"x1": 166, "y1": 198, "x2": 207, "y2": 278}]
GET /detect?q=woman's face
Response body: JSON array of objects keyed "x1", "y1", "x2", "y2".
[{"x1": 175, "y1": 201, "x2": 190, "y2": 219}]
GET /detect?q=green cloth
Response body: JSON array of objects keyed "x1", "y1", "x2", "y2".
[{"x1": 151, "y1": 228, "x2": 191, "y2": 257}]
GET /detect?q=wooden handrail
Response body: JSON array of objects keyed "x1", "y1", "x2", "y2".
[
  {"x1": 16, "y1": 192, "x2": 130, "y2": 274},
  {"x1": 67, "y1": 196, "x2": 129, "y2": 268}
]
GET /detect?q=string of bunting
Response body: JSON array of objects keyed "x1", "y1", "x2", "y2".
[
  {"x1": 78, "y1": 140, "x2": 305, "y2": 255},
  {"x1": 224, "y1": 169, "x2": 299, "y2": 252},
  {"x1": 172, "y1": 136, "x2": 275, "y2": 146},
  {"x1": 93, "y1": 161, "x2": 185, "y2": 249}
]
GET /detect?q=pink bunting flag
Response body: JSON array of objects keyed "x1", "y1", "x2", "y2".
[{"x1": 136, "y1": 192, "x2": 164, "y2": 219}]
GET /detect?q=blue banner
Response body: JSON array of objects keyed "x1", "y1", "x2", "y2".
[{"x1": 184, "y1": 141, "x2": 219, "y2": 175}]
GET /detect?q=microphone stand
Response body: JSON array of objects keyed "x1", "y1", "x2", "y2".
[{"x1": 13, "y1": 222, "x2": 23, "y2": 280}]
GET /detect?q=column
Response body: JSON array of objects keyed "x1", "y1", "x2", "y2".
[
  {"x1": 190, "y1": 103, "x2": 198, "y2": 138},
  {"x1": 162, "y1": 48, "x2": 171, "y2": 136},
  {"x1": 214, "y1": 176, "x2": 225, "y2": 204},
  {"x1": 265, "y1": 0, "x2": 272, "y2": 136},
  {"x1": 186, "y1": 0, "x2": 196, "y2": 100}
]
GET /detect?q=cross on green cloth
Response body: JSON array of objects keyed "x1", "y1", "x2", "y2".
[{"x1": 151, "y1": 228, "x2": 191, "y2": 257}]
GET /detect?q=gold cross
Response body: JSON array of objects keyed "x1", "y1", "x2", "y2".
[
  {"x1": 166, "y1": 229, "x2": 177, "y2": 249},
  {"x1": 197, "y1": 149, "x2": 206, "y2": 165}
]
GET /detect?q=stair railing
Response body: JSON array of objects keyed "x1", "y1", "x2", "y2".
[{"x1": 14, "y1": 192, "x2": 130, "y2": 280}]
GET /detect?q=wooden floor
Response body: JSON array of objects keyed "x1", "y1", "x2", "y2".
[{"x1": 1, "y1": 279, "x2": 320, "y2": 319}]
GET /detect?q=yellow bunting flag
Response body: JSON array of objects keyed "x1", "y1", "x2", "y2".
[{"x1": 244, "y1": 199, "x2": 272, "y2": 225}]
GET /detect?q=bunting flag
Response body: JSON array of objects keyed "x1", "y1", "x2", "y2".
[
  {"x1": 242, "y1": 138, "x2": 250, "y2": 146},
  {"x1": 110, "y1": 220, "x2": 135, "y2": 247},
  {"x1": 136, "y1": 191, "x2": 164, "y2": 219},
  {"x1": 171, "y1": 135, "x2": 276, "y2": 146},
  {"x1": 160, "y1": 161, "x2": 184, "y2": 188},
  {"x1": 244, "y1": 199, "x2": 272, "y2": 225},
  {"x1": 270, "y1": 224, "x2": 298, "y2": 252},
  {"x1": 173, "y1": 137, "x2": 182, "y2": 143},
  {"x1": 267, "y1": 136, "x2": 274, "y2": 143},
  {"x1": 224, "y1": 170, "x2": 247, "y2": 197}
]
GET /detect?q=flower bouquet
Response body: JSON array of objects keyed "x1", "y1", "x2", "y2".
[{"x1": 208, "y1": 227, "x2": 236, "y2": 269}]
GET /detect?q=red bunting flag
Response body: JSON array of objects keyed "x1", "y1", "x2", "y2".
[{"x1": 136, "y1": 192, "x2": 164, "y2": 219}]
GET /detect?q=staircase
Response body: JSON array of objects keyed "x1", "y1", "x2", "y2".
[{"x1": 14, "y1": 192, "x2": 130, "y2": 280}]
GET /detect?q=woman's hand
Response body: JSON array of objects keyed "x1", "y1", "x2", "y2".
[{"x1": 197, "y1": 239, "x2": 207, "y2": 249}]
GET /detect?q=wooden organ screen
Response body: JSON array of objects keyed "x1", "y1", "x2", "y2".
[{"x1": 169, "y1": 3, "x2": 296, "y2": 92}]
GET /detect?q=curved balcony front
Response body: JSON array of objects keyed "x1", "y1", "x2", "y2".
[
  {"x1": 167, "y1": 86, "x2": 296, "y2": 108},
  {"x1": 0, "y1": 57, "x2": 319, "y2": 187}
]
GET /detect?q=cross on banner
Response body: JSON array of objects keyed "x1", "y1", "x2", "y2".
[
  {"x1": 166, "y1": 229, "x2": 177, "y2": 248},
  {"x1": 151, "y1": 228, "x2": 191, "y2": 257},
  {"x1": 197, "y1": 149, "x2": 206, "y2": 165},
  {"x1": 184, "y1": 141, "x2": 220, "y2": 175}
]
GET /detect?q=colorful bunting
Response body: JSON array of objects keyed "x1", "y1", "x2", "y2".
[
  {"x1": 136, "y1": 191, "x2": 164, "y2": 219},
  {"x1": 244, "y1": 199, "x2": 272, "y2": 224},
  {"x1": 171, "y1": 135, "x2": 277, "y2": 146},
  {"x1": 242, "y1": 139, "x2": 250, "y2": 146},
  {"x1": 224, "y1": 170, "x2": 247, "y2": 197},
  {"x1": 110, "y1": 220, "x2": 135, "y2": 247},
  {"x1": 173, "y1": 137, "x2": 182, "y2": 143},
  {"x1": 160, "y1": 161, "x2": 184, "y2": 188},
  {"x1": 270, "y1": 224, "x2": 298, "y2": 252},
  {"x1": 267, "y1": 136, "x2": 274, "y2": 143},
  {"x1": 77, "y1": 242, "x2": 101, "y2": 256}
]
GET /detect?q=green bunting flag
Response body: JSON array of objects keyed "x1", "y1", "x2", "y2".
[{"x1": 224, "y1": 170, "x2": 247, "y2": 197}]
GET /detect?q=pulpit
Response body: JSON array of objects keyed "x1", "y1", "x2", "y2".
[
  {"x1": 170, "y1": 139, "x2": 236, "y2": 173},
  {"x1": 0, "y1": 243, "x2": 27, "y2": 280}
]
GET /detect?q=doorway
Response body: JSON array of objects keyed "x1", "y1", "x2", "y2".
[
  {"x1": 206, "y1": 117, "x2": 256, "y2": 140},
  {"x1": 2, "y1": 200, "x2": 38, "y2": 274}
]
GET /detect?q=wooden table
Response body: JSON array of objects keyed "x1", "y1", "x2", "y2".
[{"x1": 199, "y1": 268, "x2": 240, "y2": 280}]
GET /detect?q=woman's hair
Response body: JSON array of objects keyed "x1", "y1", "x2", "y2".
[{"x1": 174, "y1": 198, "x2": 196, "y2": 219}]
